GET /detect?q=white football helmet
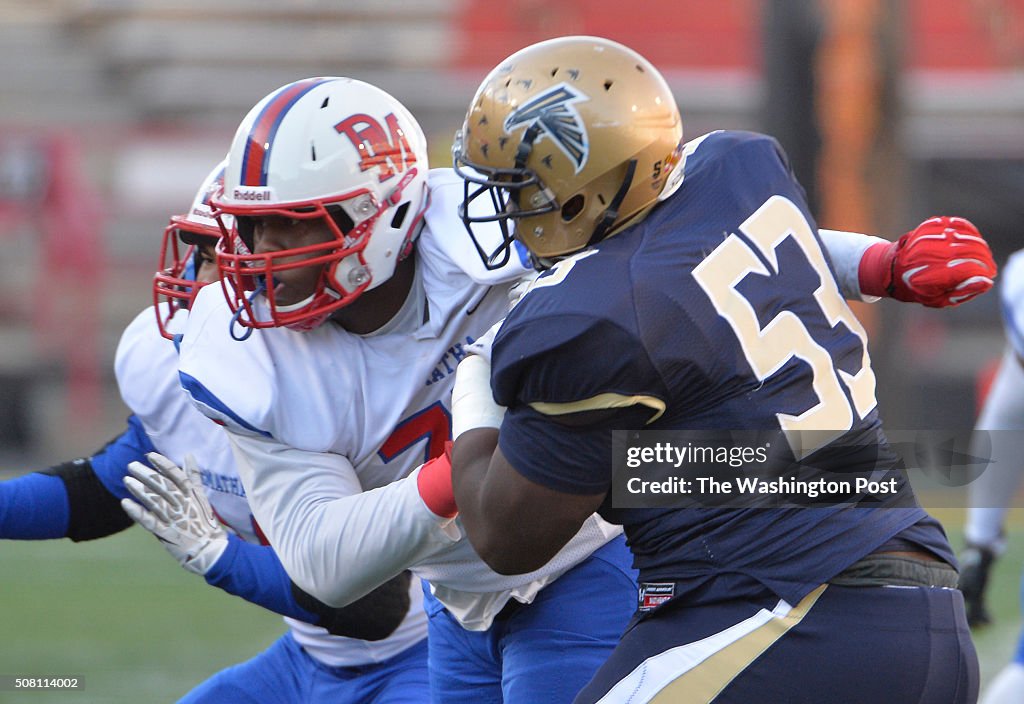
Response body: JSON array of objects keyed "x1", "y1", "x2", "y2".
[
  {"x1": 153, "y1": 159, "x2": 231, "y2": 340},
  {"x1": 211, "y1": 77, "x2": 430, "y2": 330}
]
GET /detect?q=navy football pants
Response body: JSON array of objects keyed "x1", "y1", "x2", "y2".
[{"x1": 576, "y1": 583, "x2": 977, "y2": 703}]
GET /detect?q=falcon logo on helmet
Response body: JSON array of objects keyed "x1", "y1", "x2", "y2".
[{"x1": 503, "y1": 83, "x2": 589, "y2": 173}]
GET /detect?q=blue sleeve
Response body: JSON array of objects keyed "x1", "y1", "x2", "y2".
[
  {"x1": 0, "y1": 472, "x2": 70, "y2": 539},
  {"x1": 0, "y1": 413, "x2": 155, "y2": 540},
  {"x1": 203, "y1": 534, "x2": 318, "y2": 623},
  {"x1": 89, "y1": 414, "x2": 157, "y2": 501},
  {"x1": 0, "y1": 415, "x2": 156, "y2": 540}
]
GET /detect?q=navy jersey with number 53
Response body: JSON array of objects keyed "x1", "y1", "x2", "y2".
[{"x1": 490, "y1": 130, "x2": 953, "y2": 607}]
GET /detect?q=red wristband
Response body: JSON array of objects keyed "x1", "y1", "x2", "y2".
[
  {"x1": 858, "y1": 241, "x2": 895, "y2": 298},
  {"x1": 416, "y1": 443, "x2": 457, "y2": 519}
]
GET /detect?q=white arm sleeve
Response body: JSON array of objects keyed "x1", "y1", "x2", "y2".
[
  {"x1": 818, "y1": 228, "x2": 888, "y2": 302},
  {"x1": 228, "y1": 432, "x2": 461, "y2": 607}
]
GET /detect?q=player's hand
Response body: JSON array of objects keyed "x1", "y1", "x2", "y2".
[
  {"x1": 508, "y1": 272, "x2": 539, "y2": 309},
  {"x1": 121, "y1": 452, "x2": 228, "y2": 576},
  {"x1": 859, "y1": 216, "x2": 996, "y2": 307}
]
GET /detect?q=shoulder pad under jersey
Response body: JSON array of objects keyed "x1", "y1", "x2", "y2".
[{"x1": 422, "y1": 168, "x2": 532, "y2": 286}]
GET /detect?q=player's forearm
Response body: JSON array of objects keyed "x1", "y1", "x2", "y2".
[
  {"x1": 290, "y1": 571, "x2": 413, "y2": 640},
  {"x1": 229, "y1": 435, "x2": 459, "y2": 607},
  {"x1": 275, "y1": 473, "x2": 459, "y2": 606},
  {"x1": 0, "y1": 456, "x2": 135, "y2": 542},
  {"x1": 0, "y1": 472, "x2": 70, "y2": 539},
  {"x1": 203, "y1": 534, "x2": 411, "y2": 639},
  {"x1": 203, "y1": 534, "x2": 314, "y2": 617},
  {"x1": 449, "y1": 428, "x2": 508, "y2": 566},
  {"x1": 818, "y1": 229, "x2": 886, "y2": 301},
  {"x1": 452, "y1": 428, "x2": 598, "y2": 575},
  {"x1": 0, "y1": 418, "x2": 153, "y2": 541}
]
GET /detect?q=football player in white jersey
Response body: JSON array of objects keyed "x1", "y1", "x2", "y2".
[
  {"x1": 175, "y1": 77, "x2": 638, "y2": 704},
  {"x1": 161, "y1": 75, "x2": 998, "y2": 704},
  {"x1": 0, "y1": 163, "x2": 430, "y2": 704},
  {"x1": 960, "y1": 250, "x2": 1024, "y2": 704}
]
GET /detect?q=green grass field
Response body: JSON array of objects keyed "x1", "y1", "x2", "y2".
[
  {"x1": 0, "y1": 509, "x2": 1020, "y2": 702},
  {"x1": 0, "y1": 527, "x2": 283, "y2": 703}
]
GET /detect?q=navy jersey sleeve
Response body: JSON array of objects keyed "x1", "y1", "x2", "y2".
[
  {"x1": 493, "y1": 311, "x2": 665, "y2": 410},
  {"x1": 492, "y1": 290, "x2": 666, "y2": 494},
  {"x1": 498, "y1": 402, "x2": 650, "y2": 494}
]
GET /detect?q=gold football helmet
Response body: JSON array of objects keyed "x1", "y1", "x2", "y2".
[{"x1": 453, "y1": 35, "x2": 684, "y2": 268}]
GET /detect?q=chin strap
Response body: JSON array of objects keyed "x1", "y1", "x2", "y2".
[
  {"x1": 587, "y1": 159, "x2": 637, "y2": 247},
  {"x1": 228, "y1": 282, "x2": 264, "y2": 341}
]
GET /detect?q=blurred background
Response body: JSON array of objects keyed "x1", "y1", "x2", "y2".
[{"x1": 0, "y1": 0, "x2": 1022, "y2": 700}]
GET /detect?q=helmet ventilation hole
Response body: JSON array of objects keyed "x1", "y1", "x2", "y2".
[
  {"x1": 561, "y1": 195, "x2": 584, "y2": 221},
  {"x1": 390, "y1": 202, "x2": 411, "y2": 229},
  {"x1": 328, "y1": 206, "x2": 356, "y2": 235},
  {"x1": 604, "y1": 80, "x2": 614, "y2": 91},
  {"x1": 550, "y1": 68, "x2": 559, "y2": 77},
  {"x1": 321, "y1": 97, "x2": 330, "y2": 108},
  {"x1": 310, "y1": 143, "x2": 317, "y2": 161}
]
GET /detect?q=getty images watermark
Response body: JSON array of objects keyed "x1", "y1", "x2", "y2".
[{"x1": 610, "y1": 428, "x2": 1005, "y2": 509}]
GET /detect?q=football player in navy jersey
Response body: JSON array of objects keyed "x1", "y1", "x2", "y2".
[{"x1": 448, "y1": 35, "x2": 992, "y2": 703}]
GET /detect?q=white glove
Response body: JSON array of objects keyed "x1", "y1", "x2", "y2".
[
  {"x1": 121, "y1": 452, "x2": 228, "y2": 576},
  {"x1": 452, "y1": 273, "x2": 534, "y2": 439},
  {"x1": 466, "y1": 319, "x2": 502, "y2": 364},
  {"x1": 451, "y1": 353, "x2": 506, "y2": 440},
  {"x1": 467, "y1": 273, "x2": 537, "y2": 363},
  {"x1": 508, "y1": 272, "x2": 539, "y2": 308}
]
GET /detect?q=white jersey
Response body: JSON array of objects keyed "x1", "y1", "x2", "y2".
[
  {"x1": 1001, "y1": 250, "x2": 1024, "y2": 358},
  {"x1": 114, "y1": 305, "x2": 427, "y2": 667},
  {"x1": 972, "y1": 248, "x2": 1024, "y2": 433},
  {"x1": 178, "y1": 169, "x2": 622, "y2": 630}
]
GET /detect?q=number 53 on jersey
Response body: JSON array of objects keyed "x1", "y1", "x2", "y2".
[{"x1": 693, "y1": 196, "x2": 877, "y2": 459}]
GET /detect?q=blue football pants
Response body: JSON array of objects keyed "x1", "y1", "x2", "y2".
[
  {"x1": 178, "y1": 631, "x2": 429, "y2": 703},
  {"x1": 423, "y1": 534, "x2": 638, "y2": 704}
]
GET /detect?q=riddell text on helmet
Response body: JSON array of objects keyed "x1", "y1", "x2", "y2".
[{"x1": 233, "y1": 189, "x2": 273, "y2": 201}]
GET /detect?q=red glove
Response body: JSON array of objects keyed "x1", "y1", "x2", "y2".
[{"x1": 859, "y1": 216, "x2": 997, "y2": 307}]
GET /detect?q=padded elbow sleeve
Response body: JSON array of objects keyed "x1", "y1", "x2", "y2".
[
  {"x1": 41, "y1": 459, "x2": 134, "y2": 541},
  {"x1": 290, "y1": 571, "x2": 412, "y2": 640}
]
